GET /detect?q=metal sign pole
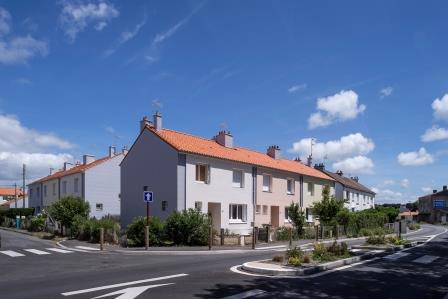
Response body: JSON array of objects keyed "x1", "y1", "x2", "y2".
[{"x1": 146, "y1": 202, "x2": 149, "y2": 226}]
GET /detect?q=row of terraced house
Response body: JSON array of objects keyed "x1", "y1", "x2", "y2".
[{"x1": 27, "y1": 112, "x2": 375, "y2": 233}]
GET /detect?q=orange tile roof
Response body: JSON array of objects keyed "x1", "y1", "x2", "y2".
[
  {"x1": 0, "y1": 187, "x2": 24, "y2": 197},
  {"x1": 399, "y1": 211, "x2": 419, "y2": 217},
  {"x1": 147, "y1": 127, "x2": 334, "y2": 181},
  {"x1": 29, "y1": 155, "x2": 121, "y2": 185}
]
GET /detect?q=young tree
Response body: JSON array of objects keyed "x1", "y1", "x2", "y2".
[
  {"x1": 287, "y1": 202, "x2": 306, "y2": 237},
  {"x1": 48, "y1": 196, "x2": 90, "y2": 234},
  {"x1": 312, "y1": 185, "x2": 345, "y2": 226}
]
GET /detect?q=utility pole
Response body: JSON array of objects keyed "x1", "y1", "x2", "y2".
[
  {"x1": 22, "y1": 164, "x2": 26, "y2": 208},
  {"x1": 14, "y1": 183, "x2": 17, "y2": 208}
]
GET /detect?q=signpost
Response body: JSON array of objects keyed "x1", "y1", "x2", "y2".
[{"x1": 143, "y1": 191, "x2": 154, "y2": 225}]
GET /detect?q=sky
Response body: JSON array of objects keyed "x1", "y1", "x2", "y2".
[{"x1": 0, "y1": 0, "x2": 448, "y2": 204}]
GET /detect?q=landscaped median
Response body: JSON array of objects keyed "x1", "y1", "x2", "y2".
[{"x1": 240, "y1": 238, "x2": 418, "y2": 277}]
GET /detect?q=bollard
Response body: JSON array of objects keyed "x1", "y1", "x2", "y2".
[
  {"x1": 0, "y1": 232, "x2": 2, "y2": 248},
  {"x1": 145, "y1": 226, "x2": 149, "y2": 250},
  {"x1": 100, "y1": 228, "x2": 104, "y2": 251},
  {"x1": 398, "y1": 221, "x2": 402, "y2": 239},
  {"x1": 315, "y1": 225, "x2": 319, "y2": 242},
  {"x1": 220, "y1": 228, "x2": 225, "y2": 246},
  {"x1": 252, "y1": 226, "x2": 256, "y2": 250}
]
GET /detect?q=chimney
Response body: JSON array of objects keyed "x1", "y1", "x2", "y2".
[
  {"x1": 351, "y1": 176, "x2": 359, "y2": 182},
  {"x1": 153, "y1": 111, "x2": 162, "y2": 131},
  {"x1": 122, "y1": 145, "x2": 129, "y2": 155},
  {"x1": 267, "y1": 145, "x2": 280, "y2": 159},
  {"x1": 433, "y1": 189, "x2": 437, "y2": 194},
  {"x1": 108, "y1": 146, "x2": 116, "y2": 157},
  {"x1": 336, "y1": 170, "x2": 343, "y2": 176},
  {"x1": 215, "y1": 131, "x2": 233, "y2": 148},
  {"x1": 49, "y1": 168, "x2": 54, "y2": 175},
  {"x1": 63, "y1": 162, "x2": 73, "y2": 171},
  {"x1": 140, "y1": 116, "x2": 152, "y2": 132},
  {"x1": 83, "y1": 155, "x2": 95, "y2": 165},
  {"x1": 294, "y1": 157, "x2": 302, "y2": 163},
  {"x1": 307, "y1": 154, "x2": 312, "y2": 166},
  {"x1": 444, "y1": 185, "x2": 447, "y2": 191},
  {"x1": 314, "y1": 163, "x2": 325, "y2": 171}
]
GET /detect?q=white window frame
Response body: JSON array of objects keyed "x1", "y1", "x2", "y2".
[
  {"x1": 262, "y1": 205, "x2": 268, "y2": 215},
  {"x1": 262, "y1": 174, "x2": 272, "y2": 192},
  {"x1": 194, "y1": 201, "x2": 202, "y2": 212},
  {"x1": 256, "y1": 205, "x2": 261, "y2": 214},
  {"x1": 195, "y1": 164, "x2": 210, "y2": 184},
  {"x1": 284, "y1": 207, "x2": 291, "y2": 223},
  {"x1": 232, "y1": 169, "x2": 244, "y2": 188},
  {"x1": 62, "y1": 181, "x2": 67, "y2": 194},
  {"x1": 43, "y1": 185, "x2": 47, "y2": 197},
  {"x1": 74, "y1": 178, "x2": 79, "y2": 193},
  {"x1": 229, "y1": 204, "x2": 247, "y2": 223},
  {"x1": 287, "y1": 178, "x2": 295, "y2": 195},
  {"x1": 307, "y1": 182, "x2": 314, "y2": 196},
  {"x1": 96, "y1": 203, "x2": 103, "y2": 211},
  {"x1": 52, "y1": 182, "x2": 56, "y2": 196}
]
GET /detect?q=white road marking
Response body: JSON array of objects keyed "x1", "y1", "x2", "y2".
[
  {"x1": 412, "y1": 255, "x2": 439, "y2": 264},
  {"x1": 24, "y1": 249, "x2": 51, "y2": 255},
  {"x1": 223, "y1": 289, "x2": 266, "y2": 299},
  {"x1": 46, "y1": 248, "x2": 74, "y2": 254},
  {"x1": 75, "y1": 246, "x2": 100, "y2": 251},
  {"x1": 255, "y1": 245, "x2": 286, "y2": 250},
  {"x1": 92, "y1": 283, "x2": 174, "y2": 299},
  {"x1": 384, "y1": 252, "x2": 410, "y2": 260},
  {"x1": 0, "y1": 250, "x2": 25, "y2": 257},
  {"x1": 61, "y1": 273, "x2": 188, "y2": 296}
]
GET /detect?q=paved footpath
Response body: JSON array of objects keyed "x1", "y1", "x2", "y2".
[{"x1": 0, "y1": 224, "x2": 446, "y2": 298}]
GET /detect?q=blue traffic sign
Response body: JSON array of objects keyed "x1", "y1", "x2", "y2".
[{"x1": 143, "y1": 191, "x2": 153, "y2": 203}]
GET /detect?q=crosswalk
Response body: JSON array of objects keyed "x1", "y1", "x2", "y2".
[
  {"x1": 0, "y1": 247, "x2": 74, "y2": 258},
  {"x1": 384, "y1": 252, "x2": 442, "y2": 265}
]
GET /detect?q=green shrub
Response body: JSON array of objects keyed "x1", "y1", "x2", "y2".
[
  {"x1": 408, "y1": 223, "x2": 420, "y2": 231},
  {"x1": 164, "y1": 209, "x2": 209, "y2": 246},
  {"x1": 366, "y1": 233, "x2": 386, "y2": 245},
  {"x1": 286, "y1": 246, "x2": 303, "y2": 259},
  {"x1": 28, "y1": 215, "x2": 46, "y2": 232},
  {"x1": 276, "y1": 226, "x2": 298, "y2": 241},
  {"x1": 327, "y1": 241, "x2": 349, "y2": 256},
  {"x1": 288, "y1": 256, "x2": 302, "y2": 267},
  {"x1": 126, "y1": 217, "x2": 164, "y2": 247},
  {"x1": 48, "y1": 196, "x2": 90, "y2": 234},
  {"x1": 386, "y1": 236, "x2": 409, "y2": 246},
  {"x1": 0, "y1": 208, "x2": 34, "y2": 219}
]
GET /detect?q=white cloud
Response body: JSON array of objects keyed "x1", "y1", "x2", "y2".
[
  {"x1": 288, "y1": 83, "x2": 307, "y2": 94},
  {"x1": 371, "y1": 187, "x2": 403, "y2": 203},
  {"x1": 103, "y1": 17, "x2": 147, "y2": 57},
  {"x1": 0, "y1": 114, "x2": 75, "y2": 183},
  {"x1": 0, "y1": 7, "x2": 11, "y2": 36},
  {"x1": 380, "y1": 86, "x2": 393, "y2": 98},
  {"x1": 308, "y1": 90, "x2": 366, "y2": 129},
  {"x1": 397, "y1": 147, "x2": 434, "y2": 166},
  {"x1": 59, "y1": 0, "x2": 119, "y2": 42},
  {"x1": 401, "y1": 178, "x2": 410, "y2": 188},
  {"x1": 0, "y1": 152, "x2": 73, "y2": 182},
  {"x1": 0, "y1": 114, "x2": 74, "y2": 152},
  {"x1": 421, "y1": 187, "x2": 432, "y2": 193},
  {"x1": 332, "y1": 156, "x2": 374, "y2": 175},
  {"x1": 432, "y1": 94, "x2": 448, "y2": 121},
  {"x1": 382, "y1": 180, "x2": 395, "y2": 186},
  {"x1": 421, "y1": 125, "x2": 448, "y2": 142},
  {"x1": 0, "y1": 7, "x2": 48, "y2": 65},
  {"x1": 290, "y1": 133, "x2": 374, "y2": 161}
]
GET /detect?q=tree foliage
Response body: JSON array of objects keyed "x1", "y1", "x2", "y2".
[
  {"x1": 288, "y1": 202, "x2": 306, "y2": 237},
  {"x1": 48, "y1": 196, "x2": 90, "y2": 231},
  {"x1": 374, "y1": 205, "x2": 399, "y2": 223},
  {"x1": 312, "y1": 185, "x2": 345, "y2": 226},
  {"x1": 164, "y1": 209, "x2": 210, "y2": 246}
]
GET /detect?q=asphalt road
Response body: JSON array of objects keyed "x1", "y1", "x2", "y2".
[{"x1": 0, "y1": 224, "x2": 446, "y2": 299}]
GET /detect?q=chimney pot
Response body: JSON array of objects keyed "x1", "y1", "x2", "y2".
[
  {"x1": 122, "y1": 145, "x2": 129, "y2": 155},
  {"x1": 267, "y1": 145, "x2": 281, "y2": 159},
  {"x1": 154, "y1": 111, "x2": 162, "y2": 131},
  {"x1": 215, "y1": 130, "x2": 233, "y2": 148},
  {"x1": 108, "y1": 146, "x2": 116, "y2": 157},
  {"x1": 83, "y1": 155, "x2": 95, "y2": 165},
  {"x1": 140, "y1": 116, "x2": 152, "y2": 132},
  {"x1": 336, "y1": 170, "x2": 343, "y2": 176},
  {"x1": 433, "y1": 189, "x2": 437, "y2": 194},
  {"x1": 444, "y1": 185, "x2": 447, "y2": 191},
  {"x1": 63, "y1": 162, "x2": 73, "y2": 171}
]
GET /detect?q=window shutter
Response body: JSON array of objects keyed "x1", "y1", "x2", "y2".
[
  {"x1": 206, "y1": 165, "x2": 211, "y2": 184},
  {"x1": 242, "y1": 205, "x2": 247, "y2": 222}
]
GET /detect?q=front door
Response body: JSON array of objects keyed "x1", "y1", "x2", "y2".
[{"x1": 270, "y1": 206, "x2": 279, "y2": 227}]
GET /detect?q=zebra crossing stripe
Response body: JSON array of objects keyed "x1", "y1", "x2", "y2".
[
  {"x1": 384, "y1": 252, "x2": 409, "y2": 260},
  {"x1": 223, "y1": 289, "x2": 266, "y2": 299},
  {"x1": 412, "y1": 255, "x2": 439, "y2": 264},
  {"x1": 75, "y1": 246, "x2": 101, "y2": 251},
  {"x1": 0, "y1": 250, "x2": 25, "y2": 257},
  {"x1": 46, "y1": 248, "x2": 74, "y2": 253},
  {"x1": 24, "y1": 249, "x2": 51, "y2": 255}
]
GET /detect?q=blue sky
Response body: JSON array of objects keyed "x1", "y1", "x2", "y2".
[{"x1": 1, "y1": 0, "x2": 448, "y2": 203}]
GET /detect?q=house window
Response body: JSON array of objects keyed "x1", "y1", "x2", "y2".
[
  {"x1": 162, "y1": 201, "x2": 167, "y2": 211},
  {"x1": 307, "y1": 182, "x2": 314, "y2": 196},
  {"x1": 96, "y1": 203, "x2": 103, "y2": 211},
  {"x1": 52, "y1": 183, "x2": 56, "y2": 195},
  {"x1": 62, "y1": 181, "x2": 67, "y2": 194},
  {"x1": 262, "y1": 205, "x2": 268, "y2": 215},
  {"x1": 229, "y1": 204, "x2": 247, "y2": 222},
  {"x1": 195, "y1": 201, "x2": 202, "y2": 212},
  {"x1": 306, "y1": 208, "x2": 313, "y2": 222},
  {"x1": 143, "y1": 186, "x2": 148, "y2": 191},
  {"x1": 232, "y1": 170, "x2": 244, "y2": 188},
  {"x1": 29, "y1": 188, "x2": 33, "y2": 198},
  {"x1": 44, "y1": 185, "x2": 47, "y2": 197},
  {"x1": 287, "y1": 178, "x2": 294, "y2": 194},
  {"x1": 284, "y1": 207, "x2": 290, "y2": 221},
  {"x1": 356, "y1": 193, "x2": 359, "y2": 205},
  {"x1": 346, "y1": 190, "x2": 350, "y2": 200},
  {"x1": 195, "y1": 164, "x2": 209, "y2": 183},
  {"x1": 74, "y1": 178, "x2": 79, "y2": 193},
  {"x1": 37, "y1": 187, "x2": 40, "y2": 198},
  {"x1": 256, "y1": 205, "x2": 261, "y2": 214},
  {"x1": 262, "y1": 174, "x2": 271, "y2": 192}
]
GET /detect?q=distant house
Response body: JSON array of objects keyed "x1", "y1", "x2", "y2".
[
  {"x1": 418, "y1": 186, "x2": 448, "y2": 223},
  {"x1": 120, "y1": 113, "x2": 334, "y2": 233},
  {"x1": 28, "y1": 146, "x2": 127, "y2": 218},
  {"x1": 314, "y1": 164, "x2": 375, "y2": 211},
  {"x1": 0, "y1": 187, "x2": 26, "y2": 209}
]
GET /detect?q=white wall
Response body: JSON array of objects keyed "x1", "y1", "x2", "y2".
[
  {"x1": 42, "y1": 178, "x2": 60, "y2": 209},
  {"x1": 85, "y1": 154, "x2": 124, "y2": 219},
  {"x1": 185, "y1": 155, "x2": 253, "y2": 234},
  {"x1": 343, "y1": 187, "x2": 375, "y2": 211}
]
